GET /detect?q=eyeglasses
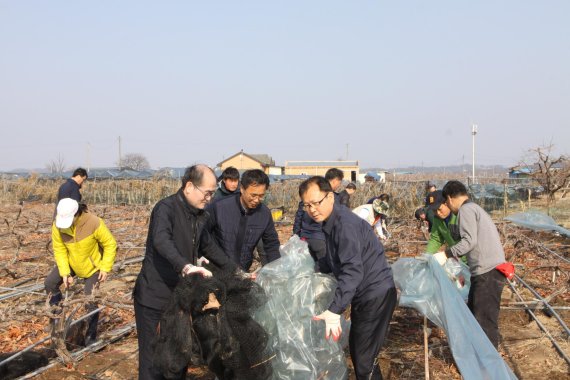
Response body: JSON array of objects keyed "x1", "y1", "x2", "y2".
[
  {"x1": 303, "y1": 192, "x2": 330, "y2": 211},
  {"x1": 193, "y1": 184, "x2": 216, "y2": 199}
]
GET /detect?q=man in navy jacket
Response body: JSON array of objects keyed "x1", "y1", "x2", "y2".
[
  {"x1": 206, "y1": 169, "x2": 280, "y2": 271},
  {"x1": 293, "y1": 168, "x2": 344, "y2": 269},
  {"x1": 299, "y1": 176, "x2": 396, "y2": 380},
  {"x1": 57, "y1": 167, "x2": 88, "y2": 203}
]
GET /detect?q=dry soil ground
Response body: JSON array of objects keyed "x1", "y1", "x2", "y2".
[{"x1": 0, "y1": 202, "x2": 569, "y2": 379}]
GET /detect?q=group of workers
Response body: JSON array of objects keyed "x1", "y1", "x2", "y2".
[{"x1": 45, "y1": 166, "x2": 508, "y2": 380}]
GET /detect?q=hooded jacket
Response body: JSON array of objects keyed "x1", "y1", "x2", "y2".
[{"x1": 52, "y1": 212, "x2": 117, "y2": 279}]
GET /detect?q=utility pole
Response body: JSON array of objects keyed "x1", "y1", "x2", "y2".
[
  {"x1": 118, "y1": 136, "x2": 122, "y2": 168},
  {"x1": 471, "y1": 124, "x2": 478, "y2": 183},
  {"x1": 86, "y1": 143, "x2": 91, "y2": 172},
  {"x1": 346, "y1": 144, "x2": 349, "y2": 160}
]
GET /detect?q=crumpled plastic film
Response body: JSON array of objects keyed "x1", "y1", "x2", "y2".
[
  {"x1": 505, "y1": 211, "x2": 570, "y2": 237},
  {"x1": 254, "y1": 235, "x2": 349, "y2": 380},
  {"x1": 393, "y1": 255, "x2": 517, "y2": 380}
]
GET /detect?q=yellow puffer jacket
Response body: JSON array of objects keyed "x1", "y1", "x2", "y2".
[{"x1": 52, "y1": 212, "x2": 117, "y2": 278}]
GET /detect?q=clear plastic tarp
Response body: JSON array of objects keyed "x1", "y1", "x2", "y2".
[
  {"x1": 505, "y1": 211, "x2": 570, "y2": 237},
  {"x1": 392, "y1": 255, "x2": 517, "y2": 380},
  {"x1": 254, "y1": 236, "x2": 349, "y2": 380}
]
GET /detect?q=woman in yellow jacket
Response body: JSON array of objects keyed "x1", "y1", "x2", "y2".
[{"x1": 45, "y1": 198, "x2": 117, "y2": 345}]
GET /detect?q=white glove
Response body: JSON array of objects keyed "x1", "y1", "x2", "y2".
[
  {"x1": 313, "y1": 310, "x2": 342, "y2": 342},
  {"x1": 433, "y1": 251, "x2": 447, "y2": 266},
  {"x1": 196, "y1": 256, "x2": 210, "y2": 267},
  {"x1": 182, "y1": 264, "x2": 212, "y2": 278}
]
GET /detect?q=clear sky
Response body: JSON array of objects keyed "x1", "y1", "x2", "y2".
[{"x1": 1, "y1": 1, "x2": 569, "y2": 171}]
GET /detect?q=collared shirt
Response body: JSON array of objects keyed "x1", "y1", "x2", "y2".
[{"x1": 321, "y1": 204, "x2": 394, "y2": 314}]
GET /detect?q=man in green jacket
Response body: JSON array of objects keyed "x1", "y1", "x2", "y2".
[{"x1": 425, "y1": 191, "x2": 466, "y2": 264}]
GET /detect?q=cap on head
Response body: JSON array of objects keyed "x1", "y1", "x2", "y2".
[
  {"x1": 426, "y1": 190, "x2": 445, "y2": 212},
  {"x1": 372, "y1": 198, "x2": 390, "y2": 216},
  {"x1": 55, "y1": 198, "x2": 79, "y2": 228}
]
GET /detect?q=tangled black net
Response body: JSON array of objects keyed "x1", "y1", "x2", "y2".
[{"x1": 153, "y1": 269, "x2": 273, "y2": 380}]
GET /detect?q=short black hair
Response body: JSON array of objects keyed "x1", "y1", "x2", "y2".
[
  {"x1": 240, "y1": 169, "x2": 269, "y2": 190},
  {"x1": 181, "y1": 165, "x2": 215, "y2": 189},
  {"x1": 299, "y1": 176, "x2": 332, "y2": 198},
  {"x1": 346, "y1": 182, "x2": 356, "y2": 190},
  {"x1": 414, "y1": 207, "x2": 426, "y2": 220},
  {"x1": 442, "y1": 180, "x2": 468, "y2": 198},
  {"x1": 72, "y1": 168, "x2": 88, "y2": 178},
  {"x1": 379, "y1": 193, "x2": 390, "y2": 202},
  {"x1": 325, "y1": 168, "x2": 344, "y2": 181},
  {"x1": 221, "y1": 166, "x2": 240, "y2": 181}
]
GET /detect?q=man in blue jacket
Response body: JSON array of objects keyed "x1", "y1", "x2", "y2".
[
  {"x1": 56, "y1": 167, "x2": 88, "y2": 203},
  {"x1": 293, "y1": 168, "x2": 344, "y2": 269},
  {"x1": 206, "y1": 169, "x2": 280, "y2": 271},
  {"x1": 299, "y1": 176, "x2": 396, "y2": 380}
]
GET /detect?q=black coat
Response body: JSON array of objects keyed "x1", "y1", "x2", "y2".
[
  {"x1": 206, "y1": 194, "x2": 280, "y2": 271},
  {"x1": 134, "y1": 189, "x2": 236, "y2": 310},
  {"x1": 338, "y1": 190, "x2": 351, "y2": 208}
]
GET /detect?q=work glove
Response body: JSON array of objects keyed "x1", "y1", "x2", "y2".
[
  {"x1": 433, "y1": 251, "x2": 447, "y2": 266},
  {"x1": 182, "y1": 264, "x2": 212, "y2": 278},
  {"x1": 313, "y1": 310, "x2": 342, "y2": 342}
]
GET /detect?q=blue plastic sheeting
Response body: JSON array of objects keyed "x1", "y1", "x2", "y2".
[
  {"x1": 254, "y1": 236, "x2": 349, "y2": 380},
  {"x1": 505, "y1": 211, "x2": 570, "y2": 237},
  {"x1": 393, "y1": 256, "x2": 517, "y2": 380}
]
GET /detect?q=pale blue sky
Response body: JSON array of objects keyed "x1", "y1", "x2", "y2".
[{"x1": 1, "y1": 1, "x2": 569, "y2": 171}]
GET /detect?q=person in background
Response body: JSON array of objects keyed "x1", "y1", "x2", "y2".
[
  {"x1": 433, "y1": 180, "x2": 506, "y2": 348},
  {"x1": 293, "y1": 168, "x2": 344, "y2": 270},
  {"x1": 353, "y1": 198, "x2": 390, "y2": 240},
  {"x1": 133, "y1": 165, "x2": 236, "y2": 380},
  {"x1": 338, "y1": 182, "x2": 356, "y2": 208},
  {"x1": 423, "y1": 183, "x2": 437, "y2": 230},
  {"x1": 206, "y1": 169, "x2": 281, "y2": 271},
  {"x1": 300, "y1": 176, "x2": 396, "y2": 380},
  {"x1": 57, "y1": 168, "x2": 88, "y2": 203},
  {"x1": 213, "y1": 166, "x2": 240, "y2": 201},
  {"x1": 46, "y1": 198, "x2": 117, "y2": 346}
]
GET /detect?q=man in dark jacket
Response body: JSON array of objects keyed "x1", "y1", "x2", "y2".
[
  {"x1": 293, "y1": 168, "x2": 344, "y2": 269},
  {"x1": 56, "y1": 168, "x2": 88, "y2": 203},
  {"x1": 213, "y1": 166, "x2": 240, "y2": 201},
  {"x1": 338, "y1": 182, "x2": 356, "y2": 208},
  {"x1": 300, "y1": 176, "x2": 396, "y2": 380},
  {"x1": 133, "y1": 165, "x2": 237, "y2": 380},
  {"x1": 206, "y1": 169, "x2": 280, "y2": 271}
]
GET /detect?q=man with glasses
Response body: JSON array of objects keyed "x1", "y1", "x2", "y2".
[
  {"x1": 293, "y1": 168, "x2": 344, "y2": 270},
  {"x1": 133, "y1": 165, "x2": 237, "y2": 380},
  {"x1": 299, "y1": 176, "x2": 396, "y2": 380},
  {"x1": 206, "y1": 169, "x2": 280, "y2": 271}
]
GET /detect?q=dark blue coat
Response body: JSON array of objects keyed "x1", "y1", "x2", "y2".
[
  {"x1": 206, "y1": 194, "x2": 280, "y2": 271},
  {"x1": 57, "y1": 178, "x2": 82, "y2": 203},
  {"x1": 321, "y1": 204, "x2": 395, "y2": 314}
]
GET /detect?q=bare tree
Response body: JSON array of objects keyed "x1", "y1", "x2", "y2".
[
  {"x1": 46, "y1": 154, "x2": 66, "y2": 175},
  {"x1": 118, "y1": 153, "x2": 150, "y2": 171},
  {"x1": 523, "y1": 144, "x2": 570, "y2": 208}
]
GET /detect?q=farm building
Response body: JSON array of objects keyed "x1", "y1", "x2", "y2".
[
  {"x1": 284, "y1": 160, "x2": 359, "y2": 182},
  {"x1": 217, "y1": 151, "x2": 283, "y2": 175}
]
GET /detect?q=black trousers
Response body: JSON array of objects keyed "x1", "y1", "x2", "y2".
[
  {"x1": 350, "y1": 287, "x2": 397, "y2": 380},
  {"x1": 468, "y1": 269, "x2": 506, "y2": 348},
  {"x1": 44, "y1": 266, "x2": 100, "y2": 341},
  {"x1": 134, "y1": 300, "x2": 187, "y2": 380}
]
